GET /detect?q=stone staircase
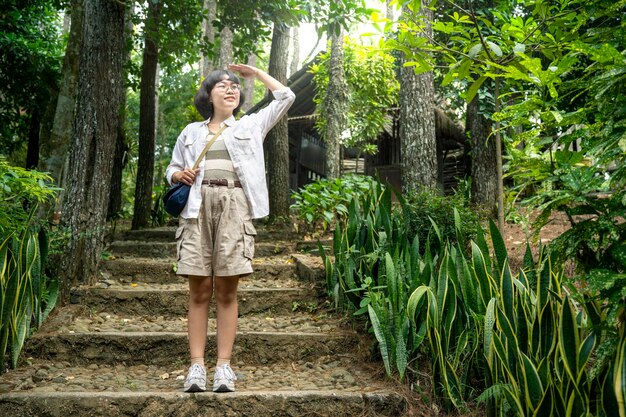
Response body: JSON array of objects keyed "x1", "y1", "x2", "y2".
[{"x1": 0, "y1": 224, "x2": 405, "y2": 416}]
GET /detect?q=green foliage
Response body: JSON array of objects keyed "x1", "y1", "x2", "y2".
[
  {"x1": 290, "y1": 174, "x2": 379, "y2": 231},
  {"x1": 0, "y1": 161, "x2": 59, "y2": 370},
  {"x1": 0, "y1": 160, "x2": 58, "y2": 234},
  {"x1": 319, "y1": 180, "x2": 625, "y2": 413},
  {"x1": 0, "y1": 0, "x2": 63, "y2": 157},
  {"x1": 403, "y1": 188, "x2": 482, "y2": 254},
  {"x1": 310, "y1": 37, "x2": 399, "y2": 154}
]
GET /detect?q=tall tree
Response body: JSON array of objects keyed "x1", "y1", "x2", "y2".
[
  {"x1": 108, "y1": 5, "x2": 134, "y2": 220},
  {"x1": 58, "y1": 0, "x2": 126, "y2": 301},
  {"x1": 200, "y1": 0, "x2": 217, "y2": 79},
  {"x1": 466, "y1": 90, "x2": 497, "y2": 215},
  {"x1": 323, "y1": 26, "x2": 347, "y2": 179},
  {"x1": 290, "y1": 26, "x2": 299, "y2": 76},
  {"x1": 241, "y1": 53, "x2": 256, "y2": 112},
  {"x1": 218, "y1": 25, "x2": 233, "y2": 69},
  {"x1": 132, "y1": 0, "x2": 162, "y2": 229},
  {"x1": 265, "y1": 22, "x2": 291, "y2": 220},
  {"x1": 399, "y1": 2, "x2": 437, "y2": 193},
  {"x1": 39, "y1": 0, "x2": 82, "y2": 213}
]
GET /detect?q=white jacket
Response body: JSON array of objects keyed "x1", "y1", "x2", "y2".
[{"x1": 166, "y1": 87, "x2": 296, "y2": 219}]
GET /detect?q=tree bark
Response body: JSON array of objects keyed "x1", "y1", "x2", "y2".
[
  {"x1": 466, "y1": 94, "x2": 497, "y2": 215},
  {"x1": 290, "y1": 26, "x2": 299, "y2": 77},
  {"x1": 218, "y1": 25, "x2": 233, "y2": 69},
  {"x1": 323, "y1": 27, "x2": 347, "y2": 179},
  {"x1": 39, "y1": 0, "x2": 84, "y2": 200},
  {"x1": 241, "y1": 54, "x2": 256, "y2": 113},
  {"x1": 386, "y1": 0, "x2": 395, "y2": 20},
  {"x1": 26, "y1": 109, "x2": 40, "y2": 169},
  {"x1": 399, "y1": 3, "x2": 437, "y2": 194},
  {"x1": 108, "y1": 5, "x2": 133, "y2": 221},
  {"x1": 58, "y1": 0, "x2": 126, "y2": 302},
  {"x1": 132, "y1": 0, "x2": 162, "y2": 230},
  {"x1": 265, "y1": 22, "x2": 290, "y2": 221},
  {"x1": 200, "y1": 0, "x2": 216, "y2": 79}
]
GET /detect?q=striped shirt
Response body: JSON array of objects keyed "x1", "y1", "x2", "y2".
[{"x1": 204, "y1": 134, "x2": 238, "y2": 181}]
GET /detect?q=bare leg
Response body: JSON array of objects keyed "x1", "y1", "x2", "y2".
[
  {"x1": 214, "y1": 275, "x2": 240, "y2": 361},
  {"x1": 188, "y1": 275, "x2": 214, "y2": 361}
]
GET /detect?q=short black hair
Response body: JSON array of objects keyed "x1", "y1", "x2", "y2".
[{"x1": 194, "y1": 70, "x2": 245, "y2": 120}]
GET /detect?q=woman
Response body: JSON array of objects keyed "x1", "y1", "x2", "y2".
[{"x1": 165, "y1": 64, "x2": 295, "y2": 393}]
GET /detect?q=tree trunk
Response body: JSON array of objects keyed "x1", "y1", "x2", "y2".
[
  {"x1": 399, "y1": 3, "x2": 437, "y2": 194},
  {"x1": 323, "y1": 27, "x2": 347, "y2": 179},
  {"x1": 265, "y1": 22, "x2": 290, "y2": 221},
  {"x1": 132, "y1": 0, "x2": 161, "y2": 230},
  {"x1": 200, "y1": 0, "x2": 216, "y2": 79},
  {"x1": 386, "y1": 0, "x2": 395, "y2": 19},
  {"x1": 39, "y1": 0, "x2": 84, "y2": 202},
  {"x1": 108, "y1": 5, "x2": 133, "y2": 221},
  {"x1": 218, "y1": 26, "x2": 233, "y2": 69},
  {"x1": 290, "y1": 26, "x2": 299, "y2": 77},
  {"x1": 58, "y1": 0, "x2": 126, "y2": 302},
  {"x1": 241, "y1": 54, "x2": 256, "y2": 113},
  {"x1": 26, "y1": 109, "x2": 40, "y2": 169},
  {"x1": 466, "y1": 94, "x2": 497, "y2": 215}
]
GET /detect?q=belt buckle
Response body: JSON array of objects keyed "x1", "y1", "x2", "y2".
[{"x1": 226, "y1": 179, "x2": 234, "y2": 189}]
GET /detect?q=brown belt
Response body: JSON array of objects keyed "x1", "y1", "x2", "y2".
[{"x1": 202, "y1": 179, "x2": 242, "y2": 188}]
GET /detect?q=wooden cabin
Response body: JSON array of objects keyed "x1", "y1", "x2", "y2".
[{"x1": 246, "y1": 59, "x2": 468, "y2": 193}]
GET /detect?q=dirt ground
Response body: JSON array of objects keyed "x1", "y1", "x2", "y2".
[{"x1": 500, "y1": 211, "x2": 574, "y2": 273}]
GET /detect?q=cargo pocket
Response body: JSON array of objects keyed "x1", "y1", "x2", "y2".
[
  {"x1": 175, "y1": 223, "x2": 185, "y2": 262},
  {"x1": 242, "y1": 221, "x2": 257, "y2": 260}
]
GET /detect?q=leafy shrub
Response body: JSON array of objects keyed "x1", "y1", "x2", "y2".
[
  {"x1": 403, "y1": 188, "x2": 482, "y2": 253},
  {"x1": 0, "y1": 160, "x2": 59, "y2": 370},
  {"x1": 319, "y1": 176, "x2": 624, "y2": 415},
  {"x1": 290, "y1": 174, "x2": 380, "y2": 232}
]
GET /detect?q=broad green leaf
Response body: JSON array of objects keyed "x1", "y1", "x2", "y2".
[
  {"x1": 486, "y1": 41, "x2": 503, "y2": 57},
  {"x1": 468, "y1": 43, "x2": 483, "y2": 58}
]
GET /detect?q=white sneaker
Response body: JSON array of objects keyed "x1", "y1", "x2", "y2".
[
  {"x1": 213, "y1": 363, "x2": 237, "y2": 392},
  {"x1": 183, "y1": 363, "x2": 206, "y2": 392}
]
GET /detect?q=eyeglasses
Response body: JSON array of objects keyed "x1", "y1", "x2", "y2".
[{"x1": 214, "y1": 82, "x2": 241, "y2": 93}]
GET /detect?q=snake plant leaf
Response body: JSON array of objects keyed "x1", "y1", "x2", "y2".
[
  {"x1": 489, "y1": 219, "x2": 508, "y2": 275},
  {"x1": 472, "y1": 241, "x2": 494, "y2": 309},
  {"x1": 533, "y1": 385, "x2": 554, "y2": 417},
  {"x1": 614, "y1": 336, "x2": 626, "y2": 417},
  {"x1": 559, "y1": 297, "x2": 580, "y2": 385},
  {"x1": 444, "y1": 359, "x2": 464, "y2": 408},
  {"x1": 396, "y1": 316, "x2": 409, "y2": 381},
  {"x1": 500, "y1": 259, "x2": 515, "y2": 331},
  {"x1": 407, "y1": 286, "x2": 431, "y2": 326},
  {"x1": 520, "y1": 351, "x2": 544, "y2": 411},
  {"x1": 368, "y1": 304, "x2": 392, "y2": 376},
  {"x1": 577, "y1": 333, "x2": 596, "y2": 381},
  {"x1": 601, "y1": 366, "x2": 619, "y2": 417},
  {"x1": 484, "y1": 297, "x2": 497, "y2": 360}
]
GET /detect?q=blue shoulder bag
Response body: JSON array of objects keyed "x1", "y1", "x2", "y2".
[{"x1": 164, "y1": 125, "x2": 227, "y2": 217}]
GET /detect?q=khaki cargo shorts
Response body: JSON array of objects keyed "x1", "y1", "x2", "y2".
[{"x1": 175, "y1": 183, "x2": 256, "y2": 277}]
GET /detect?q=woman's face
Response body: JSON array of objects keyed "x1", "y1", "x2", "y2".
[{"x1": 210, "y1": 75, "x2": 241, "y2": 115}]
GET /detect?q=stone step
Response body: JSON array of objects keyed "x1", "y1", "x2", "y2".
[
  {"x1": 24, "y1": 330, "x2": 358, "y2": 366},
  {"x1": 106, "y1": 240, "x2": 292, "y2": 259},
  {"x1": 70, "y1": 281, "x2": 319, "y2": 317},
  {"x1": 0, "y1": 391, "x2": 405, "y2": 417},
  {"x1": 0, "y1": 358, "x2": 404, "y2": 416},
  {"x1": 50, "y1": 310, "x2": 339, "y2": 335},
  {"x1": 100, "y1": 256, "x2": 298, "y2": 284}
]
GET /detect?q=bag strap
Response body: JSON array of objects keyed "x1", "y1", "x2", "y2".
[{"x1": 191, "y1": 124, "x2": 228, "y2": 170}]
